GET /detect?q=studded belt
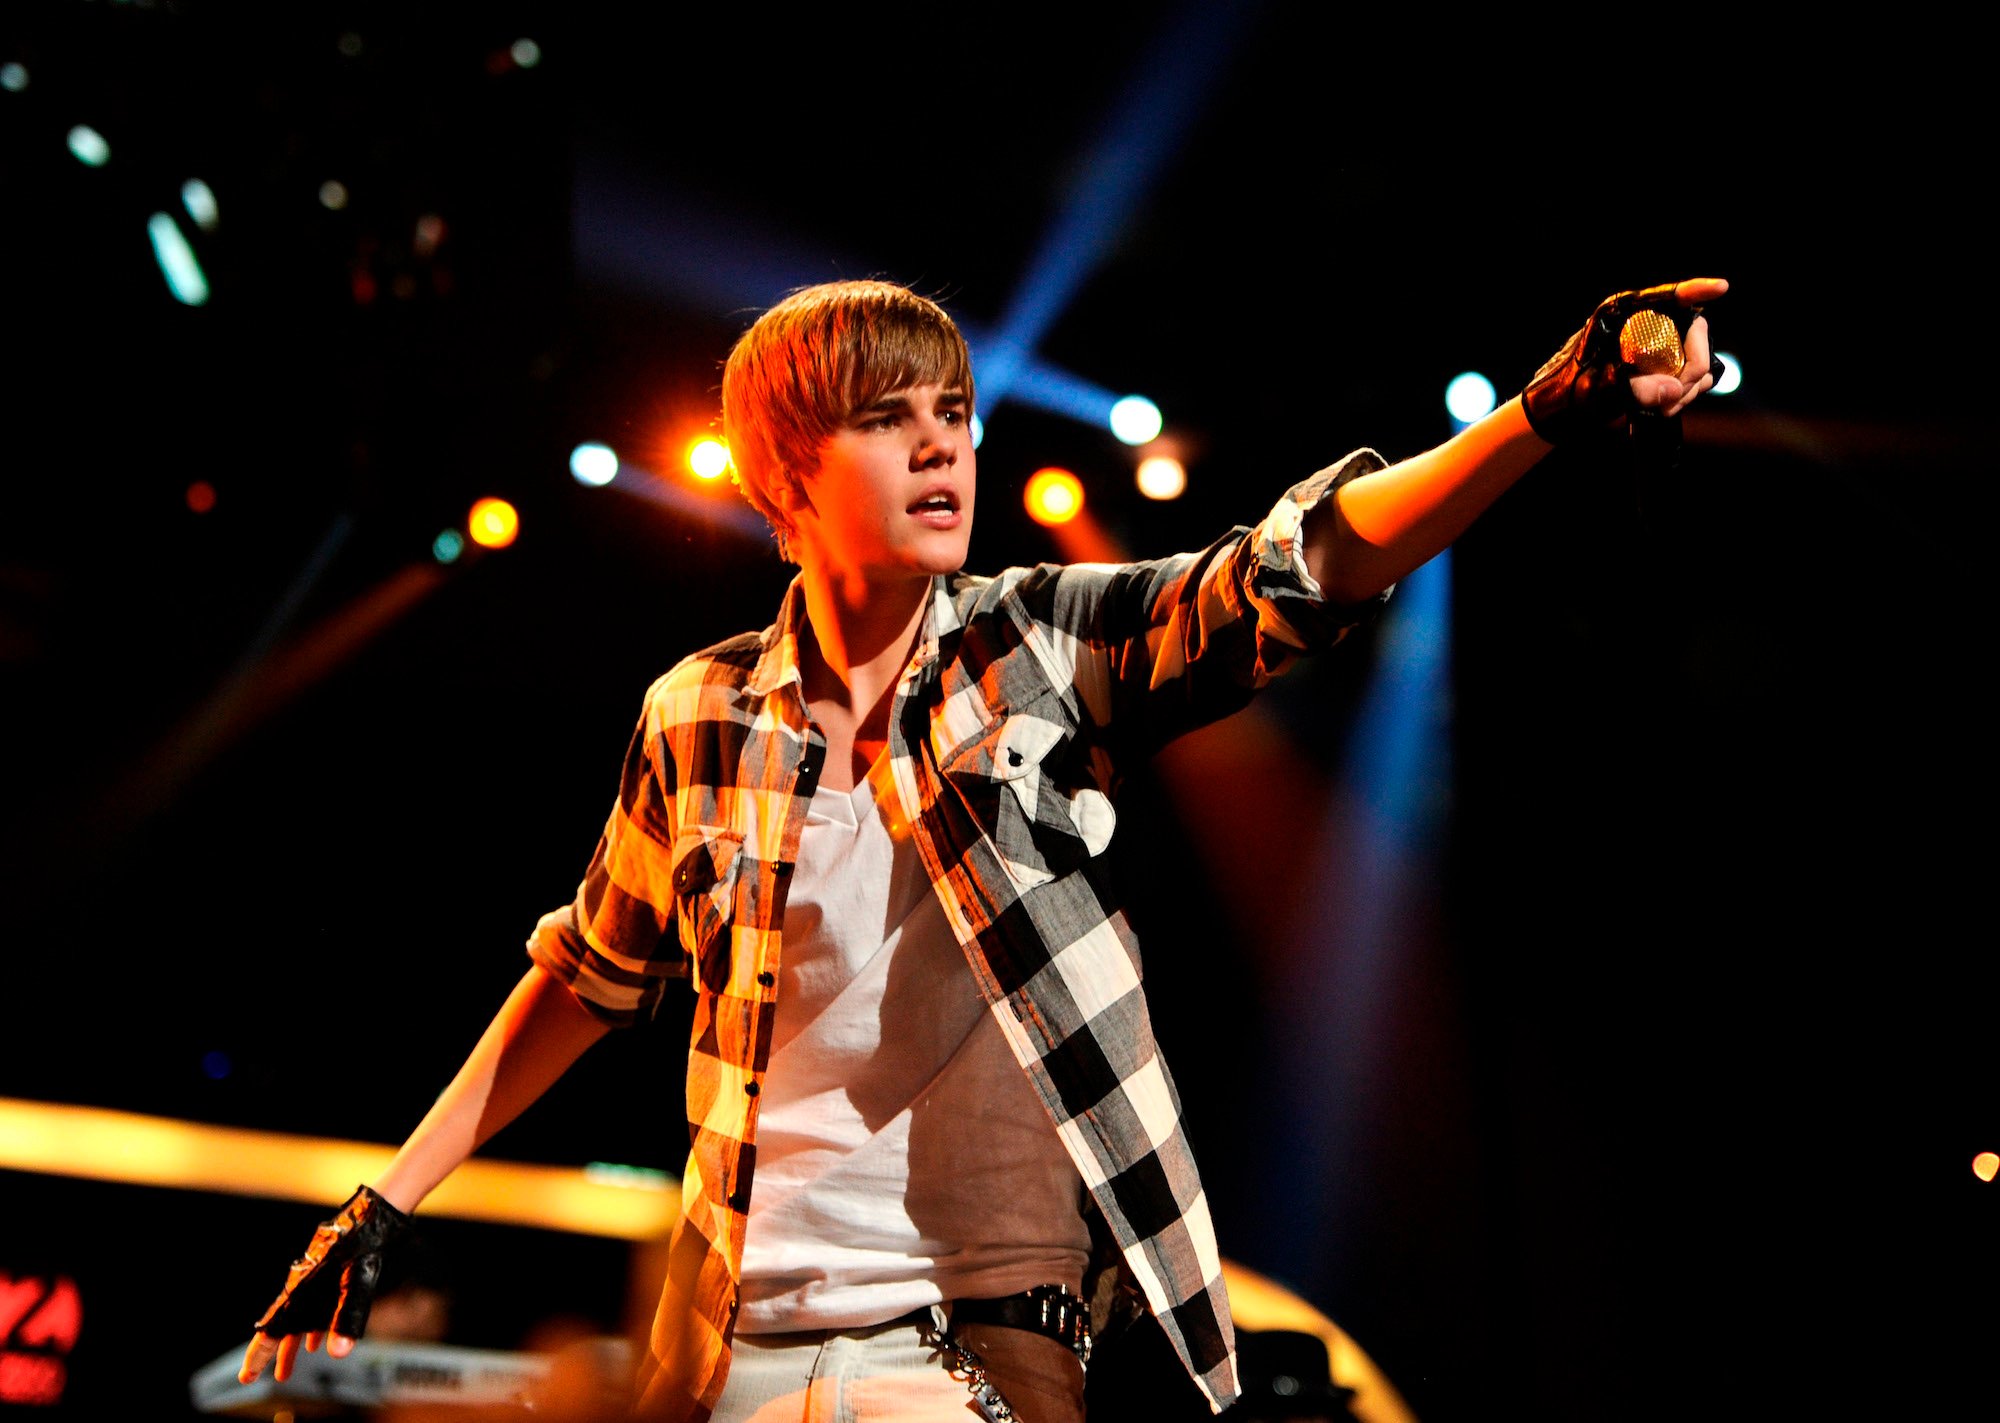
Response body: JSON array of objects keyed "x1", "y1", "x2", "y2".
[{"x1": 946, "y1": 1283, "x2": 1092, "y2": 1365}]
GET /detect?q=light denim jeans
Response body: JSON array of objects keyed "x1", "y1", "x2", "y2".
[{"x1": 711, "y1": 1310, "x2": 1085, "y2": 1423}]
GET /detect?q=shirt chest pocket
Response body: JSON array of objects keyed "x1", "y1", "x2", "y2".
[
  {"x1": 671, "y1": 826, "x2": 742, "y2": 994},
  {"x1": 937, "y1": 694, "x2": 1115, "y2": 889}
]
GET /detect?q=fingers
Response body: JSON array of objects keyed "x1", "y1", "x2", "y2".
[
  {"x1": 1668, "y1": 315, "x2": 1717, "y2": 417},
  {"x1": 238, "y1": 1333, "x2": 279, "y2": 1385},
  {"x1": 1673, "y1": 277, "x2": 1728, "y2": 306},
  {"x1": 1682, "y1": 314, "x2": 1713, "y2": 374},
  {"x1": 274, "y1": 1331, "x2": 302, "y2": 1383},
  {"x1": 1628, "y1": 372, "x2": 1686, "y2": 413},
  {"x1": 238, "y1": 1328, "x2": 357, "y2": 1386}
]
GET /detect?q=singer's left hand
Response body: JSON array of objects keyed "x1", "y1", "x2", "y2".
[{"x1": 1628, "y1": 277, "x2": 1729, "y2": 418}]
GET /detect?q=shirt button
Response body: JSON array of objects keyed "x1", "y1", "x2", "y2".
[
  {"x1": 797, "y1": 759, "x2": 817, "y2": 785},
  {"x1": 744, "y1": 1081, "x2": 760, "y2": 1096},
  {"x1": 757, "y1": 972, "x2": 774, "y2": 987},
  {"x1": 774, "y1": 861, "x2": 793, "y2": 877}
]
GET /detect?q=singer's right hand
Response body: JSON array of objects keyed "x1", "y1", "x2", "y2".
[
  {"x1": 238, "y1": 1185, "x2": 413, "y2": 1384},
  {"x1": 1522, "y1": 277, "x2": 1728, "y2": 443}
]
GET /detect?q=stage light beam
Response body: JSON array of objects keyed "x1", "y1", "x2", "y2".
[
  {"x1": 319, "y1": 180, "x2": 349, "y2": 211},
  {"x1": 1109, "y1": 395, "x2": 1164, "y2": 446},
  {"x1": 1975, "y1": 1151, "x2": 1999, "y2": 1183},
  {"x1": 1136, "y1": 456, "x2": 1186, "y2": 501},
  {"x1": 467, "y1": 497, "x2": 519, "y2": 549},
  {"x1": 1025, "y1": 468, "x2": 1084, "y2": 527},
  {"x1": 2, "y1": 63, "x2": 28, "y2": 93},
  {"x1": 67, "y1": 125, "x2": 110, "y2": 167},
  {"x1": 510, "y1": 38, "x2": 543, "y2": 68},
  {"x1": 432, "y1": 529, "x2": 465, "y2": 564},
  {"x1": 687, "y1": 438, "x2": 730, "y2": 481},
  {"x1": 147, "y1": 213, "x2": 210, "y2": 306},
  {"x1": 570, "y1": 442, "x2": 619, "y2": 487}
]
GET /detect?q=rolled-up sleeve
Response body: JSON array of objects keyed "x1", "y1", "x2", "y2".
[
  {"x1": 527, "y1": 682, "x2": 689, "y2": 1025},
  {"x1": 1230, "y1": 446, "x2": 1392, "y2": 656},
  {"x1": 1007, "y1": 447, "x2": 1390, "y2": 761}
]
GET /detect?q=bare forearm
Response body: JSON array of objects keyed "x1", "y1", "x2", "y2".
[
  {"x1": 371, "y1": 964, "x2": 612, "y2": 1212},
  {"x1": 1306, "y1": 397, "x2": 1550, "y2": 604}
]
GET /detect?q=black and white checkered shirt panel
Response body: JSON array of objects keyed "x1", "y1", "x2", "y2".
[{"x1": 529, "y1": 449, "x2": 1389, "y2": 1421}]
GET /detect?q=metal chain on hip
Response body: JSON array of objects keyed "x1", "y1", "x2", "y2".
[{"x1": 921, "y1": 1318, "x2": 1018, "y2": 1423}]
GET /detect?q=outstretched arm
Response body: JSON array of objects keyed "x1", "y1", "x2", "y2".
[
  {"x1": 238, "y1": 963, "x2": 611, "y2": 1383},
  {"x1": 1306, "y1": 277, "x2": 1727, "y2": 605}
]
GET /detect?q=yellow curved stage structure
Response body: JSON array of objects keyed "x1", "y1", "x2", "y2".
[{"x1": 1, "y1": 1095, "x2": 1416, "y2": 1420}]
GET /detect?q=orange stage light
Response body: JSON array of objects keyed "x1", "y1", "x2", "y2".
[
  {"x1": 687, "y1": 438, "x2": 730, "y2": 481},
  {"x1": 1025, "y1": 467, "x2": 1084, "y2": 527},
  {"x1": 1136, "y1": 456, "x2": 1186, "y2": 501},
  {"x1": 467, "y1": 496, "x2": 520, "y2": 549},
  {"x1": 1975, "y1": 1151, "x2": 1999, "y2": 1182}
]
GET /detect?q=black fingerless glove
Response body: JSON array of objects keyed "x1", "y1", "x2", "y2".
[
  {"x1": 252, "y1": 1185, "x2": 414, "y2": 1340},
  {"x1": 1522, "y1": 283, "x2": 1697, "y2": 443}
]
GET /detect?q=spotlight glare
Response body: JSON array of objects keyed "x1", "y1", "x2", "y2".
[
  {"x1": 1714, "y1": 351, "x2": 1742, "y2": 396},
  {"x1": 432, "y1": 529, "x2": 465, "y2": 563},
  {"x1": 570, "y1": 441, "x2": 619, "y2": 487},
  {"x1": 1109, "y1": 395, "x2": 1163, "y2": 446},
  {"x1": 1, "y1": 63, "x2": 28, "y2": 93},
  {"x1": 181, "y1": 178, "x2": 219, "y2": 231},
  {"x1": 1975, "y1": 1151, "x2": 2000, "y2": 1183},
  {"x1": 510, "y1": 38, "x2": 542, "y2": 68},
  {"x1": 1136, "y1": 456, "x2": 1186, "y2": 501},
  {"x1": 467, "y1": 497, "x2": 520, "y2": 549},
  {"x1": 318, "y1": 179, "x2": 349, "y2": 211},
  {"x1": 1025, "y1": 467, "x2": 1084, "y2": 526},
  {"x1": 970, "y1": 414, "x2": 984, "y2": 449},
  {"x1": 67, "y1": 125, "x2": 110, "y2": 167},
  {"x1": 185, "y1": 480, "x2": 217, "y2": 514},
  {"x1": 146, "y1": 213, "x2": 210, "y2": 306},
  {"x1": 687, "y1": 438, "x2": 730, "y2": 481},
  {"x1": 1445, "y1": 371, "x2": 1497, "y2": 425}
]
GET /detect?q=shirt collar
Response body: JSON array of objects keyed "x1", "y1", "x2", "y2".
[{"x1": 745, "y1": 573, "x2": 962, "y2": 700}]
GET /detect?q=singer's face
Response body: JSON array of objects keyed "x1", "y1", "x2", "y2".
[{"x1": 788, "y1": 382, "x2": 976, "y2": 582}]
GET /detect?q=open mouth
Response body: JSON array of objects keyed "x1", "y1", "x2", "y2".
[{"x1": 907, "y1": 491, "x2": 960, "y2": 515}]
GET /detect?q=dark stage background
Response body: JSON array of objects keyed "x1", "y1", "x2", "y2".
[{"x1": 2, "y1": 4, "x2": 1991, "y2": 1419}]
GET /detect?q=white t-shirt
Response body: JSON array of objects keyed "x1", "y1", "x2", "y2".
[{"x1": 736, "y1": 762, "x2": 1091, "y2": 1333}]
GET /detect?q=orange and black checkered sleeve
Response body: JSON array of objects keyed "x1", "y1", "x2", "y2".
[{"x1": 527, "y1": 677, "x2": 689, "y2": 1024}]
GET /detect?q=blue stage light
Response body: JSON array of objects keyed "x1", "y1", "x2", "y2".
[
  {"x1": 146, "y1": 213, "x2": 210, "y2": 306},
  {"x1": 1445, "y1": 372, "x2": 1496, "y2": 426},
  {"x1": 67, "y1": 125, "x2": 110, "y2": 167},
  {"x1": 571, "y1": 442, "x2": 619, "y2": 487},
  {"x1": 182, "y1": 178, "x2": 219, "y2": 232},
  {"x1": 1109, "y1": 395, "x2": 1163, "y2": 446}
]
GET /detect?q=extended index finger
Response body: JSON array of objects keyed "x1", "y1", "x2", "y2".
[
  {"x1": 1674, "y1": 277, "x2": 1728, "y2": 306},
  {"x1": 238, "y1": 1333, "x2": 279, "y2": 1384}
]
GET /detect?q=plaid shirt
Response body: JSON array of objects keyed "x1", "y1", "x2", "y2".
[{"x1": 529, "y1": 449, "x2": 1387, "y2": 1419}]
